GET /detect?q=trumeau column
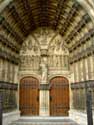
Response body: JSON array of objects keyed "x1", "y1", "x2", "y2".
[{"x1": 39, "y1": 51, "x2": 49, "y2": 116}]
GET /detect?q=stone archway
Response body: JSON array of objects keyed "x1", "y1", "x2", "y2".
[
  {"x1": 50, "y1": 76, "x2": 70, "y2": 116},
  {"x1": 20, "y1": 76, "x2": 39, "y2": 116}
]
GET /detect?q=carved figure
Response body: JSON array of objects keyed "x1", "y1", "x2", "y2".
[{"x1": 40, "y1": 57, "x2": 48, "y2": 82}]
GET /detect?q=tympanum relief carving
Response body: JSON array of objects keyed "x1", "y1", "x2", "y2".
[
  {"x1": 20, "y1": 36, "x2": 41, "y2": 71},
  {"x1": 19, "y1": 28, "x2": 69, "y2": 74},
  {"x1": 48, "y1": 33, "x2": 69, "y2": 70}
]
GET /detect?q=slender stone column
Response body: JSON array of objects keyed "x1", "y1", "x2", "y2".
[
  {"x1": 39, "y1": 56, "x2": 49, "y2": 116},
  {"x1": 76, "y1": 62, "x2": 79, "y2": 82},
  {"x1": 0, "y1": 59, "x2": 3, "y2": 81},
  {"x1": 83, "y1": 58, "x2": 87, "y2": 81},
  {"x1": 89, "y1": 55, "x2": 93, "y2": 80},
  {"x1": 86, "y1": 57, "x2": 89, "y2": 80},
  {"x1": 87, "y1": 56, "x2": 92, "y2": 80}
]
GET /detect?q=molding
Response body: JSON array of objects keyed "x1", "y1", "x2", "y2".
[
  {"x1": 77, "y1": 0, "x2": 94, "y2": 24},
  {"x1": 48, "y1": 72, "x2": 71, "y2": 83},
  {"x1": 19, "y1": 73, "x2": 41, "y2": 83},
  {"x1": 71, "y1": 80, "x2": 94, "y2": 89},
  {"x1": 0, "y1": 81, "x2": 18, "y2": 90},
  {"x1": 0, "y1": 0, "x2": 13, "y2": 13},
  {"x1": 40, "y1": 84, "x2": 49, "y2": 90}
]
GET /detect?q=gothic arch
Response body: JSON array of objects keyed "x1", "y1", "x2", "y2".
[
  {"x1": 48, "y1": 75, "x2": 70, "y2": 84},
  {"x1": 19, "y1": 74, "x2": 41, "y2": 84}
]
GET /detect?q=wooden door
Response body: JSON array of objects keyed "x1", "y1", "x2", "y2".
[
  {"x1": 50, "y1": 76, "x2": 69, "y2": 116},
  {"x1": 20, "y1": 77, "x2": 39, "y2": 116}
]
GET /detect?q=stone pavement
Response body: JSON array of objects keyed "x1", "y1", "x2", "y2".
[{"x1": 10, "y1": 117, "x2": 79, "y2": 125}]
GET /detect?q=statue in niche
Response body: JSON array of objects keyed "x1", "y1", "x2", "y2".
[{"x1": 40, "y1": 57, "x2": 48, "y2": 82}]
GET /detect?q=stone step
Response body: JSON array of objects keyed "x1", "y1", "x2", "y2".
[{"x1": 10, "y1": 117, "x2": 79, "y2": 125}]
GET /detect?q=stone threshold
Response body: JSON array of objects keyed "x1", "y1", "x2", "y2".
[{"x1": 10, "y1": 117, "x2": 79, "y2": 125}]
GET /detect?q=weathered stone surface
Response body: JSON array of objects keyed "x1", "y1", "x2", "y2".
[{"x1": 10, "y1": 117, "x2": 78, "y2": 125}]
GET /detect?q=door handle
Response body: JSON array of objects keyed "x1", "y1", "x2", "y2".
[
  {"x1": 37, "y1": 96, "x2": 39, "y2": 102},
  {"x1": 50, "y1": 96, "x2": 52, "y2": 101}
]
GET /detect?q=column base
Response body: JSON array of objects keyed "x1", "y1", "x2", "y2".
[
  {"x1": 3, "y1": 110, "x2": 20, "y2": 125},
  {"x1": 39, "y1": 108, "x2": 49, "y2": 116}
]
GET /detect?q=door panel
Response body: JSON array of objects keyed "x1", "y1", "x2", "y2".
[
  {"x1": 20, "y1": 77, "x2": 39, "y2": 116},
  {"x1": 50, "y1": 76, "x2": 69, "y2": 116}
]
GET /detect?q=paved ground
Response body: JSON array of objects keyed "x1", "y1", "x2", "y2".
[{"x1": 10, "y1": 117, "x2": 79, "y2": 125}]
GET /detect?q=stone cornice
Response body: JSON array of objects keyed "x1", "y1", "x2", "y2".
[
  {"x1": 0, "y1": 81, "x2": 18, "y2": 90},
  {"x1": 71, "y1": 80, "x2": 94, "y2": 89}
]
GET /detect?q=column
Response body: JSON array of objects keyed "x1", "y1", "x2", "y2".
[
  {"x1": 88, "y1": 55, "x2": 93, "y2": 80},
  {"x1": 5, "y1": 61, "x2": 9, "y2": 82},
  {"x1": 80, "y1": 59, "x2": 84, "y2": 81},
  {"x1": 85, "y1": 57, "x2": 89, "y2": 81},
  {"x1": 14, "y1": 65, "x2": 19, "y2": 84},
  {"x1": 77, "y1": 61, "x2": 80, "y2": 82},
  {"x1": 0, "y1": 59, "x2": 3, "y2": 81},
  {"x1": 39, "y1": 56, "x2": 49, "y2": 116},
  {"x1": 73, "y1": 63, "x2": 77, "y2": 82},
  {"x1": 87, "y1": 56, "x2": 92, "y2": 80},
  {"x1": 92, "y1": 54, "x2": 94, "y2": 79},
  {"x1": 83, "y1": 58, "x2": 87, "y2": 81},
  {"x1": 40, "y1": 89, "x2": 49, "y2": 116},
  {"x1": 78, "y1": 60, "x2": 82, "y2": 82},
  {"x1": 2, "y1": 60, "x2": 6, "y2": 82}
]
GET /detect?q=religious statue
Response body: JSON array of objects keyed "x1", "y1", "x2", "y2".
[{"x1": 40, "y1": 57, "x2": 48, "y2": 82}]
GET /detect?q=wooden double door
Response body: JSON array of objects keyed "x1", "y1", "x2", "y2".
[
  {"x1": 20, "y1": 77, "x2": 39, "y2": 116},
  {"x1": 20, "y1": 76, "x2": 69, "y2": 116},
  {"x1": 50, "y1": 76, "x2": 69, "y2": 116}
]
